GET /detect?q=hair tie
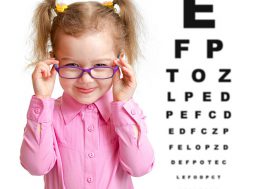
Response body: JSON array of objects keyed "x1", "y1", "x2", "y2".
[
  {"x1": 54, "y1": 1, "x2": 120, "y2": 15},
  {"x1": 102, "y1": 1, "x2": 113, "y2": 8},
  {"x1": 55, "y1": 3, "x2": 68, "y2": 13},
  {"x1": 102, "y1": 1, "x2": 120, "y2": 15}
]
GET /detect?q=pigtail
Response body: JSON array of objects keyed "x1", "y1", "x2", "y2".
[
  {"x1": 32, "y1": 0, "x2": 56, "y2": 62},
  {"x1": 113, "y1": 0, "x2": 141, "y2": 65}
]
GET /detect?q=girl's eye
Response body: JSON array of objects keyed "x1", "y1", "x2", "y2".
[
  {"x1": 65, "y1": 63, "x2": 79, "y2": 67},
  {"x1": 95, "y1": 63, "x2": 107, "y2": 67}
]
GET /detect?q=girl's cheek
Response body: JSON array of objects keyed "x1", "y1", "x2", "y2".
[
  {"x1": 59, "y1": 79, "x2": 73, "y2": 89},
  {"x1": 100, "y1": 80, "x2": 113, "y2": 87}
]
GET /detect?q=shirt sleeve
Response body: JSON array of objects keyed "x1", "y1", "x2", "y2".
[
  {"x1": 20, "y1": 96, "x2": 57, "y2": 176},
  {"x1": 111, "y1": 99, "x2": 155, "y2": 177}
]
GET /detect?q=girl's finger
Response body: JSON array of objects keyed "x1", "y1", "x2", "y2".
[
  {"x1": 117, "y1": 59, "x2": 134, "y2": 74},
  {"x1": 41, "y1": 64, "x2": 50, "y2": 74},
  {"x1": 112, "y1": 59, "x2": 118, "y2": 66},
  {"x1": 121, "y1": 66, "x2": 135, "y2": 83},
  {"x1": 36, "y1": 64, "x2": 50, "y2": 78},
  {"x1": 50, "y1": 65, "x2": 57, "y2": 77},
  {"x1": 121, "y1": 65, "x2": 134, "y2": 77},
  {"x1": 118, "y1": 57, "x2": 131, "y2": 68},
  {"x1": 113, "y1": 61, "x2": 121, "y2": 83},
  {"x1": 44, "y1": 59, "x2": 59, "y2": 66},
  {"x1": 40, "y1": 67, "x2": 48, "y2": 78}
]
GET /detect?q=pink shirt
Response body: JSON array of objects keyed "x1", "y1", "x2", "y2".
[{"x1": 20, "y1": 90, "x2": 154, "y2": 189}]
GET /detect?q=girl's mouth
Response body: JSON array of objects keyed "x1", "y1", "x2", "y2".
[{"x1": 76, "y1": 87, "x2": 96, "y2": 94}]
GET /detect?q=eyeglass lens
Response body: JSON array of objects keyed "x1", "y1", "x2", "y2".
[{"x1": 59, "y1": 67, "x2": 114, "y2": 79}]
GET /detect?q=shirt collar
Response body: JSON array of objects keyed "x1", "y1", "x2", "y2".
[{"x1": 60, "y1": 89, "x2": 113, "y2": 124}]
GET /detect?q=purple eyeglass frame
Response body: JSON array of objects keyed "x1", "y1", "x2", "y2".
[{"x1": 54, "y1": 64, "x2": 119, "y2": 79}]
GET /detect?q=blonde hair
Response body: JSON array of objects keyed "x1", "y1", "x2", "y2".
[{"x1": 32, "y1": 0, "x2": 140, "y2": 65}]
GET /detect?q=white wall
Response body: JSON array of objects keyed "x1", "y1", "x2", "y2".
[{"x1": 0, "y1": 0, "x2": 253, "y2": 188}]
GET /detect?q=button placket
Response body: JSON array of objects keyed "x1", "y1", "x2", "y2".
[{"x1": 82, "y1": 107, "x2": 98, "y2": 188}]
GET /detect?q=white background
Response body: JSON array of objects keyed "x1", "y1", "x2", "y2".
[{"x1": 0, "y1": 0, "x2": 253, "y2": 188}]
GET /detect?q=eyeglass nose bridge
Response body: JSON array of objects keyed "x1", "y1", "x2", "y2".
[{"x1": 77, "y1": 67, "x2": 94, "y2": 79}]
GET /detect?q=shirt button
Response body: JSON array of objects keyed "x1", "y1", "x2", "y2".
[
  {"x1": 34, "y1": 108, "x2": 41, "y2": 114},
  {"x1": 87, "y1": 104, "x2": 94, "y2": 110},
  {"x1": 88, "y1": 152, "x2": 95, "y2": 158},
  {"x1": 88, "y1": 125, "x2": 94, "y2": 132},
  {"x1": 87, "y1": 177, "x2": 93, "y2": 183},
  {"x1": 131, "y1": 109, "x2": 136, "y2": 115}
]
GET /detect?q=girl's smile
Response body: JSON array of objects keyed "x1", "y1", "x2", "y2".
[{"x1": 75, "y1": 86, "x2": 97, "y2": 94}]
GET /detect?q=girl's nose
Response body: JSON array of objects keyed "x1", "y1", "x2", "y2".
[{"x1": 78, "y1": 72, "x2": 94, "y2": 83}]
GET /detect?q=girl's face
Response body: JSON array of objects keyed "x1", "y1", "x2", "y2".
[{"x1": 55, "y1": 30, "x2": 117, "y2": 104}]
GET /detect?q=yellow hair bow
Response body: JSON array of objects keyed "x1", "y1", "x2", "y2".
[
  {"x1": 102, "y1": 1, "x2": 114, "y2": 9},
  {"x1": 54, "y1": 1, "x2": 120, "y2": 15},
  {"x1": 102, "y1": 1, "x2": 120, "y2": 15},
  {"x1": 55, "y1": 3, "x2": 68, "y2": 13}
]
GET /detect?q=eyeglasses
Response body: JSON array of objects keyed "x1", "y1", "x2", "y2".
[{"x1": 54, "y1": 64, "x2": 119, "y2": 79}]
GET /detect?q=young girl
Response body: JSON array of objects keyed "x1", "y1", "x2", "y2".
[{"x1": 20, "y1": 0, "x2": 154, "y2": 188}]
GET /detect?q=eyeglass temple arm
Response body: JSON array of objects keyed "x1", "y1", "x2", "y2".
[{"x1": 54, "y1": 64, "x2": 59, "y2": 71}]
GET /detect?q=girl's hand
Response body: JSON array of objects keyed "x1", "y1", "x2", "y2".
[
  {"x1": 32, "y1": 58, "x2": 59, "y2": 99},
  {"x1": 112, "y1": 57, "x2": 137, "y2": 102}
]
